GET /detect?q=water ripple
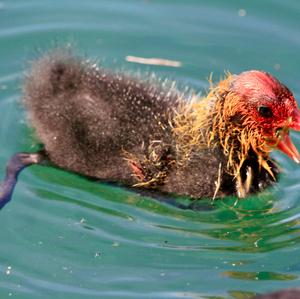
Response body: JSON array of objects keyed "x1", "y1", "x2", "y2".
[{"x1": 0, "y1": 1, "x2": 300, "y2": 299}]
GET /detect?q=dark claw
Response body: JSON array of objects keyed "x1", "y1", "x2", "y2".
[{"x1": 0, "y1": 152, "x2": 44, "y2": 209}]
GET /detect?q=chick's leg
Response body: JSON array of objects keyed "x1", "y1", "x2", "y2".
[{"x1": 0, "y1": 151, "x2": 45, "y2": 209}]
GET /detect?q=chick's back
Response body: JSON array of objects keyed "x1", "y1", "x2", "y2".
[{"x1": 23, "y1": 52, "x2": 179, "y2": 182}]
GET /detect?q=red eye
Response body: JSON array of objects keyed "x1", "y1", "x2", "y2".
[{"x1": 258, "y1": 106, "x2": 273, "y2": 118}]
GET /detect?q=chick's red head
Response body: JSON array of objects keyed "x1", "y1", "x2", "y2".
[{"x1": 229, "y1": 70, "x2": 300, "y2": 162}]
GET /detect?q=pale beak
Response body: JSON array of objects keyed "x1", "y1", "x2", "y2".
[{"x1": 276, "y1": 107, "x2": 300, "y2": 163}]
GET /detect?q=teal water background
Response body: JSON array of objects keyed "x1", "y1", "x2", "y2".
[{"x1": 1, "y1": 1, "x2": 300, "y2": 298}]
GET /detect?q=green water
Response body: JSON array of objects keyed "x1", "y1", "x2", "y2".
[{"x1": 1, "y1": 1, "x2": 300, "y2": 298}]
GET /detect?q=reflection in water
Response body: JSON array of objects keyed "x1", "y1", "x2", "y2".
[
  {"x1": 173, "y1": 290, "x2": 257, "y2": 299},
  {"x1": 144, "y1": 194, "x2": 300, "y2": 254},
  {"x1": 223, "y1": 271, "x2": 298, "y2": 281},
  {"x1": 228, "y1": 290, "x2": 257, "y2": 299},
  {"x1": 32, "y1": 165, "x2": 300, "y2": 255}
]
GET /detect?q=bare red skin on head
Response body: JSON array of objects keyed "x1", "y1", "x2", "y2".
[
  {"x1": 231, "y1": 70, "x2": 297, "y2": 137},
  {"x1": 223, "y1": 70, "x2": 300, "y2": 163}
]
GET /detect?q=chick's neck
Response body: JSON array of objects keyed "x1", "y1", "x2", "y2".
[{"x1": 173, "y1": 75, "x2": 274, "y2": 179}]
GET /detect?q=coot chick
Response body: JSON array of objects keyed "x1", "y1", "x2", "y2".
[{"x1": 1, "y1": 51, "x2": 300, "y2": 208}]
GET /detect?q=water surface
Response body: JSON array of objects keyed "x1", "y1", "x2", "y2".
[{"x1": 1, "y1": 1, "x2": 300, "y2": 298}]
